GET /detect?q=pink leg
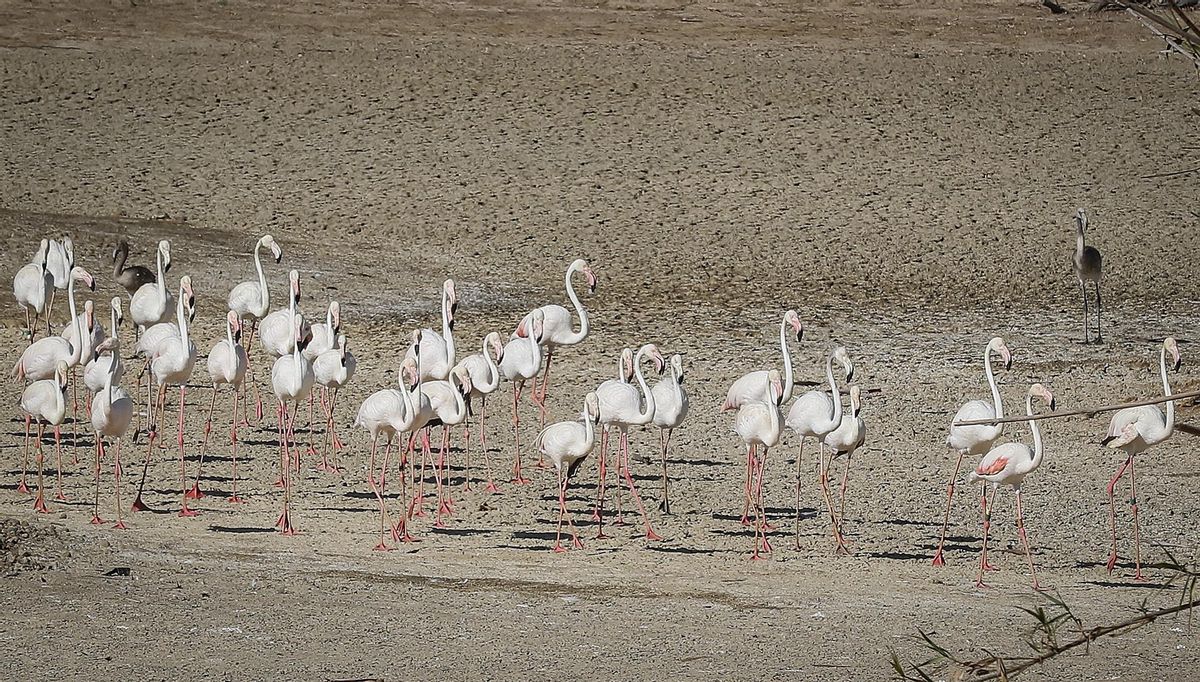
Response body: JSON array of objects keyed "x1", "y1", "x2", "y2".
[
  {"x1": 367, "y1": 434, "x2": 392, "y2": 551},
  {"x1": 19, "y1": 414, "x2": 32, "y2": 494},
  {"x1": 931, "y1": 450, "x2": 965, "y2": 567},
  {"x1": 620, "y1": 430, "x2": 663, "y2": 541},
  {"x1": 591, "y1": 427, "x2": 610, "y2": 538},
  {"x1": 113, "y1": 438, "x2": 128, "y2": 529},
  {"x1": 90, "y1": 436, "x2": 105, "y2": 524},
  {"x1": 552, "y1": 468, "x2": 568, "y2": 553},
  {"x1": 434, "y1": 427, "x2": 452, "y2": 528},
  {"x1": 1105, "y1": 455, "x2": 1131, "y2": 574},
  {"x1": 228, "y1": 387, "x2": 245, "y2": 503},
  {"x1": 511, "y1": 383, "x2": 529, "y2": 484},
  {"x1": 71, "y1": 368, "x2": 79, "y2": 465},
  {"x1": 533, "y1": 352, "x2": 553, "y2": 461},
  {"x1": 1129, "y1": 455, "x2": 1146, "y2": 582},
  {"x1": 658, "y1": 428, "x2": 672, "y2": 514},
  {"x1": 792, "y1": 438, "x2": 804, "y2": 551},
  {"x1": 976, "y1": 485, "x2": 999, "y2": 587},
  {"x1": 819, "y1": 446, "x2": 848, "y2": 553},
  {"x1": 755, "y1": 446, "x2": 774, "y2": 554},
  {"x1": 188, "y1": 385, "x2": 218, "y2": 500},
  {"x1": 1014, "y1": 487, "x2": 1041, "y2": 590},
  {"x1": 479, "y1": 396, "x2": 499, "y2": 493},
  {"x1": 177, "y1": 386, "x2": 198, "y2": 517},
  {"x1": 33, "y1": 423, "x2": 49, "y2": 513},
  {"x1": 52, "y1": 425, "x2": 68, "y2": 501},
  {"x1": 278, "y1": 402, "x2": 299, "y2": 535},
  {"x1": 837, "y1": 450, "x2": 853, "y2": 527},
  {"x1": 740, "y1": 442, "x2": 753, "y2": 525},
  {"x1": 131, "y1": 383, "x2": 161, "y2": 512}
]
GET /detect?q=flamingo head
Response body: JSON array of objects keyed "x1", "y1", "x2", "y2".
[
  {"x1": 329, "y1": 300, "x2": 342, "y2": 334},
  {"x1": 486, "y1": 331, "x2": 505, "y2": 364},
  {"x1": 1029, "y1": 383, "x2": 1055, "y2": 411},
  {"x1": 70, "y1": 266, "x2": 96, "y2": 292},
  {"x1": 227, "y1": 310, "x2": 242, "y2": 342},
  {"x1": 670, "y1": 354, "x2": 685, "y2": 384},
  {"x1": 619, "y1": 348, "x2": 635, "y2": 382},
  {"x1": 94, "y1": 336, "x2": 119, "y2": 357},
  {"x1": 529, "y1": 309, "x2": 545, "y2": 344},
  {"x1": 337, "y1": 334, "x2": 349, "y2": 365},
  {"x1": 784, "y1": 309, "x2": 803, "y2": 343},
  {"x1": 296, "y1": 315, "x2": 313, "y2": 351},
  {"x1": 288, "y1": 270, "x2": 301, "y2": 305},
  {"x1": 55, "y1": 361, "x2": 70, "y2": 392},
  {"x1": 584, "y1": 392, "x2": 600, "y2": 424},
  {"x1": 832, "y1": 346, "x2": 854, "y2": 382},
  {"x1": 111, "y1": 297, "x2": 124, "y2": 328},
  {"x1": 158, "y1": 240, "x2": 172, "y2": 274},
  {"x1": 1074, "y1": 208, "x2": 1087, "y2": 232},
  {"x1": 262, "y1": 234, "x2": 283, "y2": 263},
  {"x1": 410, "y1": 328, "x2": 423, "y2": 352},
  {"x1": 111, "y1": 239, "x2": 127, "y2": 263},
  {"x1": 399, "y1": 357, "x2": 419, "y2": 389},
  {"x1": 643, "y1": 344, "x2": 666, "y2": 375},
  {"x1": 36, "y1": 239, "x2": 49, "y2": 269},
  {"x1": 453, "y1": 365, "x2": 473, "y2": 397},
  {"x1": 768, "y1": 369, "x2": 784, "y2": 406},
  {"x1": 988, "y1": 336, "x2": 1012, "y2": 370},
  {"x1": 82, "y1": 300, "x2": 95, "y2": 330},
  {"x1": 849, "y1": 384, "x2": 863, "y2": 416},
  {"x1": 1165, "y1": 337, "x2": 1181, "y2": 371},
  {"x1": 62, "y1": 236, "x2": 75, "y2": 264},
  {"x1": 574, "y1": 258, "x2": 597, "y2": 294}
]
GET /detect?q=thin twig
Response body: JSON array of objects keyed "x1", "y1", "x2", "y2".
[
  {"x1": 953, "y1": 388, "x2": 1200, "y2": 427},
  {"x1": 1141, "y1": 165, "x2": 1200, "y2": 180}
]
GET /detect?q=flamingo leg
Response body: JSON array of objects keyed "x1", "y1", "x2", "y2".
[
  {"x1": 976, "y1": 485, "x2": 1000, "y2": 587},
  {"x1": 176, "y1": 386, "x2": 198, "y2": 517},
  {"x1": 318, "y1": 387, "x2": 334, "y2": 473},
  {"x1": 480, "y1": 395, "x2": 499, "y2": 493},
  {"x1": 90, "y1": 435, "x2": 105, "y2": 524},
  {"x1": 793, "y1": 437, "x2": 804, "y2": 551},
  {"x1": 462, "y1": 424, "x2": 473, "y2": 493},
  {"x1": 113, "y1": 437, "x2": 128, "y2": 529},
  {"x1": 740, "y1": 441, "x2": 753, "y2": 526},
  {"x1": 931, "y1": 450, "x2": 965, "y2": 567},
  {"x1": 46, "y1": 289, "x2": 56, "y2": 336},
  {"x1": 228, "y1": 387, "x2": 245, "y2": 503},
  {"x1": 754, "y1": 445, "x2": 774, "y2": 556},
  {"x1": 367, "y1": 433, "x2": 392, "y2": 551},
  {"x1": 591, "y1": 426, "x2": 609, "y2": 539},
  {"x1": 1014, "y1": 486, "x2": 1040, "y2": 590},
  {"x1": 1129, "y1": 455, "x2": 1145, "y2": 581},
  {"x1": 188, "y1": 384, "x2": 218, "y2": 500},
  {"x1": 411, "y1": 429, "x2": 431, "y2": 518},
  {"x1": 278, "y1": 401, "x2": 299, "y2": 535},
  {"x1": 434, "y1": 426, "x2": 452, "y2": 528},
  {"x1": 620, "y1": 429, "x2": 663, "y2": 541},
  {"x1": 19, "y1": 414, "x2": 32, "y2": 494},
  {"x1": 535, "y1": 350, "x2": 553, "y2": 436},
  {"x1": 511, "y1": 382, "x2": 529, "y2": 484},
  {"x1": 658, "y1": 428, "x2": 672, "y2": 515},
  {"x1": 818, "y1": 444, "x2": 847, "y2": 552},
  {"x1": 837, "y1": 449, "x2": 853, "y2": 525},
  {"x1": 131, "y1": 383, "x2": 161, "y2": 512},
  {"x1": 1106, "y1": 454, "x2": 1132, "y2": 574},
  {"x1": 33, "y1": 423, "x2": 49, "y2": 513},
  {"x1": 1079, "y1": 278, "x2": 1090, "y2": 344},
  {"x1": 1094, "y1": 281, "x2": 1103, "y2": 343},
  {"x1": 749, "y1": 444, "x2": 764, "y2": 559},
  {"x1": 71, "y1": 367, "x2": 79, "y2": 465},
  {"x1": 982, "y1": 483, "x2": 999, "y2": 572},
  {"x1": 552, "y1": 468, "x2": 568, "y2": 553},
  {"x1": 53, "y1": 424, "x2": 67, "y2": 501}
]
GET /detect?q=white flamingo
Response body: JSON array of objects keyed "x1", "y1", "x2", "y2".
[
  {"x1": 534, "y1": 392, "x2": 601, "y2": 553},
  {"x1": 734, "y1": 369, "x2": 784, "y2": 559},
  {"x1": 650, "y1": 353, "x2": 688, "y2": 514},
  {"x1": 594, "y1": 343, "x2": 666, "y2": 542},
  {"x1": 13, "y1": 266, "x2": 96, "y2": 381},
  {"x1": 89, "y1": 344, "x2": 135, "y2": 530},
  {"x1": 61, "y1": 299, "x2": 103, "y2": 368},
  {"x1": 785, "y1": 346, "x2": 854, "y2": 549},
  {"x1": 13, "y1": 239, "x2": 53, "y2": 340},
  {"x1": 1101, "y1": 337, "x2": 1182, "y2": 581},
  {"x1": 44, "y1": 237, "x2": 74, "y2": 327},
  {"x1": 968, "y1": 383, "x2": 1054, "y2": 589},
  {"x1": 932, "y1": 336, "x2": 1013, "y2": 567},
  {"x1": 303, "y1": 300, "x2": 341, "y2": 360},
  {"x1": 452, "y1": 332, "x2": 505, "y2": 492},
  {"x1": 586, "y1": 348, "x2": 633, "y2": 525},
  {"x1": 271, "y1": 314, "x2": 314, "y2": 535},
  {"x1": 356, "y1": 354, "x2": 422, "y2": 549},
  {"x1": 722, "y1": 310, "x2": 804, "y2": 411},
  {"x1": 84, "y1": 298, "x2": 124, "y2": 395},
  {"x1": 129, "y1": 240, "x2": 174, "y2": 333},
  {"x1": 19, "y1": 361, "x2": 69, "y2": 514},
  {"x1": 132, "y1": 280, "x2": 195, "y2": 437},
  {"x1": 520, "y1": 258, "x2": 597, "y2": 429},
  {"x1": 418, "y1": 365, "x2": 472, "y2": 527},
  {"x1": 259, "y1": 269, "x2": 304, "y2": 358},
  {"x1": 404, "y1": 279, "x2": 458, "y2": 381},
  {"x1": 821, "y1": 385, "x2": 866, "y2": 554},
  {"x1": 313, "y1": 333, "x2": 356, "y2": 474},
  {"x1": 228, "y1": 234, "x2": 283, "y2": 420},
  {"x1": 190, "y1": 311, "x2": 249, "y2": 503},
  {"x1": 498, "y1": 309, "x2": 545, "y2": 485}
]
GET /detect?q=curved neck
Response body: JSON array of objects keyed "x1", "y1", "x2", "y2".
[
  {"x1": 291, "y1": 341, "x2": 301, "y2": 377},
  {"x1": 106, "y1": 353, "x2": 119, "y2": 403},
  {"x1": 54, "y1": 376, "x2": 65, "y2": 417},
  {"x1": 67, "y1": 275, "x2": 82, "y2": 363},
  {"x1": 526, "y1": 322, "x2": 541, "y2": 367},
  {"x1": 253, "y1": 240, "x2": 268, "y2": 309},
  {"x1": 778, "y1": 317, "x2": 795, "y2": 402},
  {"x1": 562, "y1": 264, "x2": 589, "y2": 343},
  {"x1": 583, "y1": 406, "x2": 595, "y2": 443},
  {"x1": 155, "y1": 248, "x2": 167, "y2": 301},
  {"x1": 1160, "y1": 347, "x2": 1175, "y2": 436},
  {"x1": 1027, "y1": 393, "x2": 1044, "y2": 470},
  {"x1": 110, "y1": 306, "x2": 120, "y2": 352},
  {"x1": 396, "y1": 370, "x2": 415, "y2": 428},
  {"x1": 449, "y1": 382, "x2": 466, "y2": 421},
  {"x1": 226, "y1": 319, "x2": 235, "y2": 348},
  {"x1": 287, "y1": 280, "x2": 297, "y2": 318},
  {"x1": 984, "y1": 345, "x2": 1003, "y2": 419},
  {"x1": 1075, "y1": 224, "x2": 1085, "y2": 256},
  {"x1": 112, "y1": 245, "x2": 127, "y2": 278},
  {"x1": 633, "y1": 348, "x2": 655, "y2": 421},
  {"x1": 479, "y1": 338, "x2": 501, "y2": 392},
  {"x1": 176, "y1": 285, "x2": 190, "y2": 348},
  {"x1": 440, "y1": 289, "x2": 455, "y2": 368},
  {"x1": 325, "y1": 303, "x2": 333, "y2": 329},
  {"x1": 819, "y1": 353, "x2": 843, "y2": 432}
]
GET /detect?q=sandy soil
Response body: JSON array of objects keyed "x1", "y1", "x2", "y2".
[{"x1": 1, "y1": 1, "x2": 1199, "y2": 680}]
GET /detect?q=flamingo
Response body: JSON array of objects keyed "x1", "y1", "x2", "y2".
[
  {"x1": 303, "y1": 300, "x2": 341, "y2": 360},
  {"x1": 931, "y1": 336, "x2": 1013, "y2": 567},
  {"x1": 519, "y1": 258, "x2": 597, "y2": 429},
  {"x1": 588, "y1": 348, "x2": 634, "y2": 528},
  {"x1": 59, "y1": 298, "x2": 102, "y2": 462},
  {"x1": 131, "y1": 276, "x2": 197, "y2": 517},
  {"x1": 302, "y1": 301, "x2": 345, "y2": 462},
  {"x1": 190, "y1": 310, "x2": 249, "y2": 503},
  {"x1": 44, "y1": 237, "x2": 74, "y2": 327},
  {"x1": 89, "y1": 343, "x2": 135, "y2": 529},
  {"x1": 1102, "y1": 337, "x2": 1182, "y2": 581},
  {"x1": 821, "y1": 384, "x2": 866, "y2": 554},
  {"x1": 1072, "y1": 208, "x2": 1103, "y2": 344},
  {"x1": 595, "y1": 343, "x2": 666, "y2": 542},
  {"x1": 452, "y1": 332, "x2": 505, "y2": 492},
  {"x1": 785, "y1": 346, "x2": 854, "y2": 549},
  {"x1": 404, "y1": 279, "x2": 458, "y2": 381},
  {"x1": 271, "y1": 314, "x2": 314, "y2": 535},
  {"x1": 259, "y1": 270, "x2": 304, "y2": 358},
  {"x1": 13, "y1": 239, "x2": 52, "y2": 340},
  {"x1": 133, "y1": 285, "x2": 196, "y2": 436},
  {"x1": 534, "y1": 392, "x2": 601, "y2": 553},
  {"x1": 356, "y1": 354, "x2": 422, "y2": 549},
  {"x1": 969, "y1": 383, "x2": 1055, "y2": 589},
  {"x1": 313, "y1": 334, "x2": 356, "y2": 474},
  {"x1": 498, "y1": 309, "x2": 545, "y2": 485},
  {"x1": 13, "y1": 266, "x2": 96, "y2": 381},
  {"x1": 129, "y1": 240, "x2": 174, "y2": 333},
  {"x1": 228, "y1": 234, "x2": 284, "y2": 420},
  {"x1": 722, "y1": 309, "x2": 804, "y2": 411},
  {"x1": 735, "y1": 369, "x2": 784, "y2": 560},
  {"x1": 84, "y1": 298, "x2": 124, "y2": 395},
  {"x1": 111, "y1": 239, "x2": 156, "y2": 297},
  {"x1": 19, "y1": 362, "x2": 69, "y2": 513},
  {"x1": 418, "y1": 365, "x2": 472, "y2": 527},
  {"x1": 650, "y1": 353, "x2": 689, "y2": 514}
]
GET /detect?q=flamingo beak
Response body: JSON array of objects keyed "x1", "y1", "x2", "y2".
[
  {"x1": 271, "y1": 243, "x2": 283, "y2": 263},
  {"x1": 586, "y1": 269, "x2": 597, "y2": 294}
]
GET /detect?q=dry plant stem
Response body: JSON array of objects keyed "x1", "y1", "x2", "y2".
[{"x1": 953, "y1": 388, "x2": 1200, "y2": 427}]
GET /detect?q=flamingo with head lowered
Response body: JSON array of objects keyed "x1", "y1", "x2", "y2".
[
  {"x1": 735, "y1": 369, "x2": 784, "y2": 560},
  {"x1": 404, "y1": 279, "x2": 458, "y2": 382},
  {"x1": 89, "y1": 341, "x2": 134, "y2": 529},
  {"x1": 13, "y1": 239, "x2": 53, "y2": 340},
  {"x1": 20, "y1": 362, "x2": 70, "y2": 514},
  {"x1": 650, "y1": 353, "x2": 688, "y2": 514}
]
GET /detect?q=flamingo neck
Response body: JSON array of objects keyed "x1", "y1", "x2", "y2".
[
  {"x1": 106, "y1": 352, "x2": 119, "y2": 404},
  {"x1": 562, "y1": 263, "x2": 589, "y2": 344},
  {"x1": 480, "y1": 338, "x2": 501, "y2": 392},
  {"x1": 441, "y1": 289, "x2": 455, "y2": 369},
  {"x1": 633, "y1": 347, "x2": 655, "y2": 422},
  {"x1": 176, "y1": 285, "x2": 191, "y2": 348},
  {"x1": 66, "y1": 274, "x2": 82, "y2": 365},
  {"x1": 526, "y1": 323, "x2": 541, "y2": 371},
  {"x1": 1027, "y1": 393, "x2": 1044, "y2": 471},
  {"x1": 821, "y1": 352, "x2": 843, "y2": 433},
  {"x1": 325, "y1": 303, "x2": 333, "y2": 330},
  {"x1": 1160, "y1": 347, "x2": 1175, "y2": 437},
  {"x1": 155, "y1": 248, "x2": 167, "y2": 303},
  {"x1": 583, "y1": 405, "x2": 595, "y2": 443},
  {"x1": 112, "y1": 245, "x2": 127, "y2": 279},
  {"x1": 253, "y1": 241, "x2": 268, "y2": 313},
  {"x1": 1075, "y1": 226, "x2": 1085, "y2": 258},
  {"x1": 226, "y1": 319, "x2": 235, "y2": 349},
  {"x1": 984, "y1": 344, "x2": 1004, "y2": 419},
  {"x1": 778, "y1": 317, "x2": 795, "y2": 402}
]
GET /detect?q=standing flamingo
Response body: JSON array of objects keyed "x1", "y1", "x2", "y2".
[
  {"x1": 588, "y1": 348, "x2": 633, "y2": 527},
  {"x1": 313, "y1": 334, "x2": 356, "y2": 474},
  {"x1": 722, "y1": 310, "x2": 804, "y2": 410},
  {"x1": 534, "y1": 392, "x2": 601, "y2": 552},
  {"x1": 133, "y1": 287, "x2": 196, "y2": 436},
  {"x1": 452, "y1": 332, "x2": 504, "y2": 492},
  {"x1": 969, "y1": 383, "x2": 1055, "y2": 589},
  {"x1": 1102, "y1": 337, "x2": 1182, "y2": 581},
  {"x1": 84, "y1": 298, "x2": 124, "y2": 395},
  {"x1": 111, "y1": 239, "x2": 156, "y2": 297},
  {"x1": 356, "y1": 355, "x2": 423, "y2": 549},
  {"x1": 13, "y1": 239, "x2": 52, "y2": 340},
  {"x1": 650, "y1": 353, "x2": 688, "y2": 514},
  {"x1": 1072, "y1": 208, "x2": 1103, "y2": 344},
  {"x1": 404, "y1": 279, "x2": 458, "y2": 381},
  {"x1": 271, "y1": 315, "x2": 314, "y2": 535},
  {"x1": 44, "y1": 237, "x2": 74, "y2": 327},
  {"x1": 129, "y1": 240, "x2": 174, "y2": 333},
  {"x1": 419, "y1": 366, "x2": 472, "y2": 527},
  {"x1": 932, "y1": 336, "x2": 1013, "y2": 567},
  {"x1": 259, "y1": 270, "x2": 304, "y2": 358},
  {"x1": 13, "y1": 266, "x2": 96, "y2": 381},
  {"x1": 304, "y1": 300, "x2": 341, "y2": 360},
  {"x1": 89, "y1": 345, "x2": 135, "y2": 529},
  {"x1": 190, "y1": 311, "x2": 249, "y2": 502},
  {"x1": 785, "y1": 346, "x2": 854, "y2": 549},
  {"x1": 595, "y1": 343, "x2": 666, "y2": 541},
  {"x1": 228, "y1": 234, "x2": 284, "y2": 420},
  {"x1": 498, "y1": 309, "x2": 545, "y2": 485},
  {"x1": 520, "y1": 259, "x2": 597, "y2": 429},
  {"x1": 19, "y1": 362, "x2": 69, "y2": 513},
  {"x1": 133, "y1": 276, "x2": 197, "y2": 516},
  {"x1": 735, "y1": 369, "x2": 784, "y2": 560},
  {"x1": 822, "y1": 385, "x2": 866, "y2": 554}
]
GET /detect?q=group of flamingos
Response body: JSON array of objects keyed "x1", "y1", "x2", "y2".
[{"x1": 7, "y1": 212, "x2": 1186, "y2": 588}]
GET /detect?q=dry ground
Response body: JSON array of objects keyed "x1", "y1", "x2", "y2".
[{"x1": 1, "y1": 1, "x2": 1199, "y2": 680}]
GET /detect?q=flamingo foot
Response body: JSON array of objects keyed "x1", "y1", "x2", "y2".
[
  {"x1": 438, "y1": 501, "x2": 453, "y2": 516},
  {"x1": 279, "y1": 509, "x2": 298, "y2": 535},
  {"x1": 645, "y1": 527, "x2": 665, "y2": 542},
  {"x1": 391, "y1": 522, "x2": 418, "y2": 543},
  {"x1": 185, "y1": 482, "x2": 205, "y2": 500},
  {"x1": 372, "y1": 541, "x2": 394, "y2": 552},
  {"x1": 333, "y1": 436, "x2": 345, "y2": 451},
  {"x1": 594, "y1": 531, "x2": 610, "y2": 540},
  {"x1": 572, "y1": 537, "x2": 585, "y2": 550},
  {"x1": 409, "y1": 497, "x2": 428, "y2": 518},
  {"x1": 931, "y1": 549, "x2": 946, "y2": 567},
  {"x1": 54, "y1": 491, "x2": 69, "y2": 502},
  {"x1": 762, "y1": 521, "x2": 778, "y2": 532},
  {"x1": 512, "y1": 476, "x2": 531, "y2": 485},
  {"x1": 130, "y1": 495, "x2": 152, "y2": 512},
  {"x1": 983, "y1": 561, "x2": 1000, "y2": 572},
  {"x1": 974, "y1": 579, "x2": 990, "y2": 589},
  {"x1": 552, "y1": 542, "x2": 568, "y2": 553},
  {"x1": 1133, "y1": 570, "x2": 1147, "y2": 583},
  {"x1": 178, "y1": 502, "x2": 200, "y2": 518},
  {"x1": 1106, "y1": 551, "x2": 1119, "y2": 574},
  {"x1": 750, "y1": 551, "x2": 768, "y2": 561},
  {"x1": 112, "y1": 520, "x2": 128, "y2": 530},
  {"x1": 90, "y1": 514, "x2": 104, "y2": 525},
  {"x1": 739, "y1": 514, "x2": 751, "y2": 526},
  {"x1": 33, "y1": 494, "x2": 48, "y2": 513},
  {"x1": 16, "y1": 481, "x2": 29, "y2": 494}
]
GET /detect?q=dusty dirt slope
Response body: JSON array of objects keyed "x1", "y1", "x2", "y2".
[{"x1": 1, "y1": 1, "x2": 1199, "y2": 680}]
